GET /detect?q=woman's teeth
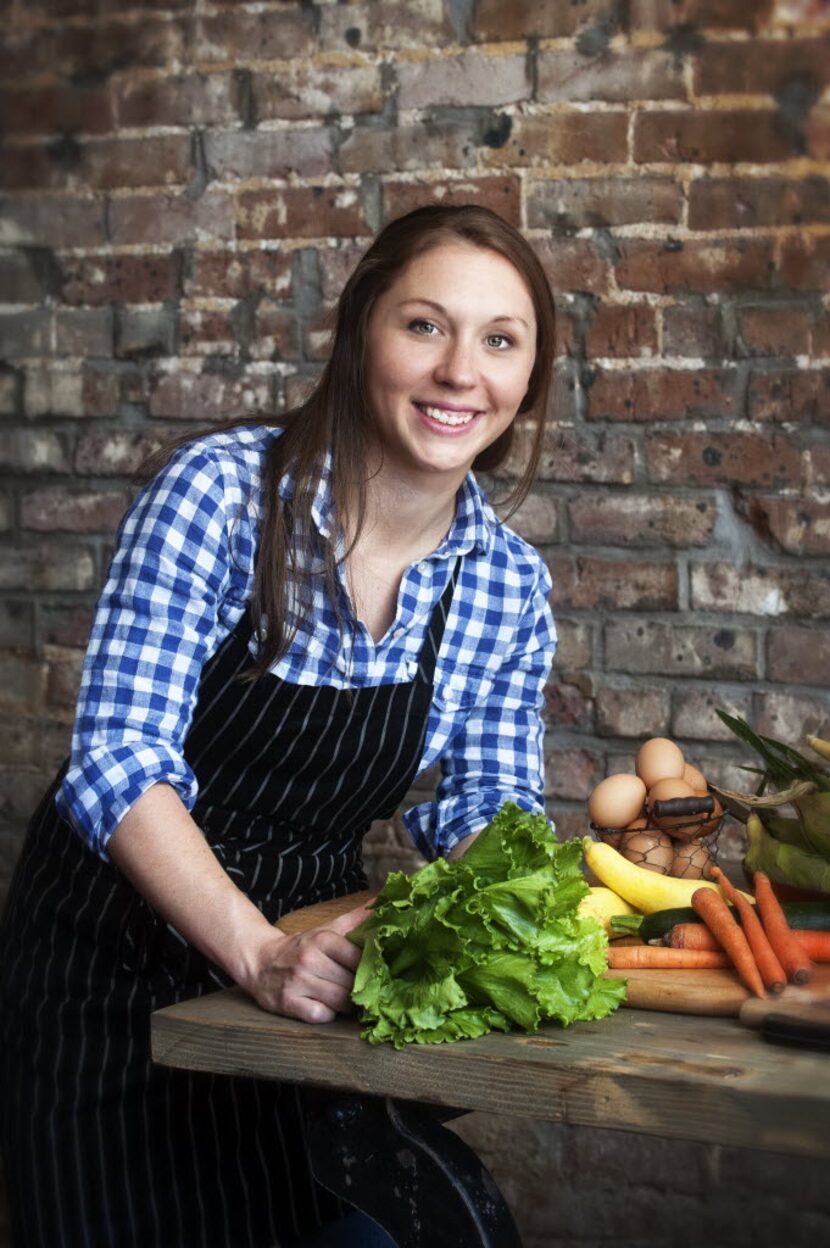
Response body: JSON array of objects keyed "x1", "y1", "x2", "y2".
[{"x1": 420, "y1": 404, "x2": 476, "y2": 426}]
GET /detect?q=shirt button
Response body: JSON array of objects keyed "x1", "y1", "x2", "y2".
[
  {"x1": 393, "y1": 627, "x2": 405, "y2": 639},
  {"x1": 416, "y1": 560, "x2": 430, "y2": 575}
]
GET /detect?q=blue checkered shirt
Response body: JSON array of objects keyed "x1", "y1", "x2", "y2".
[{"x1": 57, "y1": 425, "x2": 557, "y2": 861}]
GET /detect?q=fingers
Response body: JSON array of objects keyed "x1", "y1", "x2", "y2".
[{"x1": 328, "y1": 903, "x2": 375, "y2": 935}]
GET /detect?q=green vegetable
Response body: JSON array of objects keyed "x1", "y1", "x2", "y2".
[
  {"x1": 639, "y1": 900, "x2": 830, "y2": 943},
  {"x1": 350, "y1": 802, "x2": 627, "y2": 1048},
  {"x1": 745, "y1": 814, "x2": 830, "y2": 895},
  {"x1": 608, "y1": 914, "x2": 644, "y2": 936}
]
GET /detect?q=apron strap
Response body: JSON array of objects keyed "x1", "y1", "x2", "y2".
[{"x1": 416, "y1": 556, "x2": 461, "y2": 683}]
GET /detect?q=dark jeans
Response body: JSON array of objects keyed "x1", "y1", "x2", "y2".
[{"x1": 289, "y1": 1210, "x2": 397, "y2": 1247}]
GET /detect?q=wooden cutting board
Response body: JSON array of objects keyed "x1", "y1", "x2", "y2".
[{"x1": 275, "y1": 891, "x2": 830, "y2": 1020}]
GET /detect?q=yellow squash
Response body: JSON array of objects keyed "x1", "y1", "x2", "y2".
[
  {"x1": 583, "y1": 838, "x2": 751, "y2": 913},
  {"x1": 578, "y1": 886, "x2": 637, "y2": 934}
]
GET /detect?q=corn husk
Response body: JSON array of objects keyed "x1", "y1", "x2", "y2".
[{"x1": 745, "y1": 814, "x2": 830, "y2": 895}]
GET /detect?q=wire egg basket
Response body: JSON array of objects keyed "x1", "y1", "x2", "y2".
[{"x1": 590, "y1": 793, "x2": 725, "y2": 876}]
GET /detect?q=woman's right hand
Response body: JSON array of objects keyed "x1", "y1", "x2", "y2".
[{"x1": 243, "y1": 904, "x2": 371, "y2": 1023}]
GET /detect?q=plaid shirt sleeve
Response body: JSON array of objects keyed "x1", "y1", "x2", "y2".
[
  {"x1": 404, "y1": 554, "x2": 556, "y2": 860},
  {"x1": 56, "y1": 442, "x2": 241, "y2": 860}
]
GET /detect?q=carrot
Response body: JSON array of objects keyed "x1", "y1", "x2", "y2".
[
  {"x1": 668, "y1": 924, "x2": 830, "y2": 963},
  {"x1": 606, "y1": 946, "x2": 729, "y2": 970},
  {"x1": 754, "y1": 871, "x2": 814, "y2": 984},
  {"x1": 691, "y1": 887, "x2": 765, "y2": 998},
  {"x1": 709, "y1": 865, "x2": 786, "y2": 994}
]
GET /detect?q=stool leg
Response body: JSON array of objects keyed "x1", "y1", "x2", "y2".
[{"x1": 300, "y1": 1089, "x2": 523, "y2": 1248}]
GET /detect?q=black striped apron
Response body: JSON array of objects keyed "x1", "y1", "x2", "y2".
[{"x1": 0, "y1": 561, "x2": 459, "y2": 1248}]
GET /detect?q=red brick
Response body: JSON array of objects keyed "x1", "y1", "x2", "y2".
[
  {"x1": 50, "y1": 16, "x2": 187, "y2": 80},
  {"x1": 38, "y1": 603, "x2": 95, "y2": 650},
  {"x1": 688, "y1": 177, "x2": 830, "y2": 230},
  {"x1": 692, "y1": 561, "x2": 830, "y2": 619},
  {"x1": 338, "y1": 122, "x2": 480, "y2": 176},
  {"x1": 569, "y1": 493, "x2": 716, "y2": 548},
  {"x1": 60, "y1": 253, "x2": 182, "y2": 306},
  {"x1": 671, "y1": 689, "x2": 752, "y2": 742},
  {"x1": 319, "y1": 0, "x2": 455, "y2": 51},
  {"x1": 236, "y1": 186, "x2": 369, "y2": 241},
  {"x1": 503, "y1": 421, "x2": 636, "y2": 484},
  {"x1": 629, "y1": 0, "x2": 774, "y2": 30},
  {"x1": 55, "y1": 309, "x2": 114, "y2": 358},
  {"x1": 544, "y1": 747, "x2": 603, "y2": 802},
  {"x1": 0, "y1": 656, "x2": 45, "y2": 709},
  {"x1": 756, "y1": 691, "x2": 830, "y2": 743},
  {"x1": 205, "y1": 128, "x2": 333, "y2": 181},
  {"x1": 24, "y1": 369, "x2": 84, "y2": 418},
  {"x1": 316, "y1": 245, "x2": 364, "y2": 302},
  {"x1": 74, "y1": 430, "x2": 161, "y2": 476},
  {"x1": 194, "y1": 8, "x2": 316, "y2": 62},
  {"x1": 538, "y1": 47, "x2": 685, "y2": 103},
  {"x1": 0, "y1": 310, "x2": 52, "y2": 357},
  {"x1": 615, "y1": 239, "x2": 776, "y2": 294},
  {"x1": 735, "y1": 495, "x2": 830, "y2": 557},
  {"x1": 585, "y1": 305, "x2": 658, "y2": 360},
  {"x1": 542, "y1": 679, "x2": 594, "y2": 733},
  {"x1": 0, "y1": 251, "x2": 52, "y2": 303},
  {"x1": 382, "y1": 175, "x2": 521, "y2": 226},
  {"x1": 767, "y1": 626, "x2": 830, "y2": 687},
  {"x1": 81, "y1": 368, "x2": 123, "y2": 418},
  {"x1": 0, "y1": 370, "x2": 20, "y2": 417},
  {"x1": 527, "y1": 177, "x2": 681, "y2": 231},
  {"x1": 485, "y1": 113, "x2": 628, "y2": 169},
  {"x1": 646, "y1": 431, "x2": 802, "y2": 488},
  {"x1": 587, "y1": 368, "x2": 739, "y2": 421},
  {"x1": 46, "y1": 650, "x2": 84, "y2": 711},
  {"x1": 79, "y1": 134, "x2": 193, "y2": 191},
  {"x1": 110, "y1": 190, "x2": 234, "y2": 246},
  {"x1": 304, "y1": 310, "x2": 335, "y2": 363},
  {"x1": 0, "y1": 429, "x2": 70, "y2": 473},
  {"x1": 778, "y1": 237, "x2": 830, "y2": 292},
  {"x1": 0, "y1": 196, "x2": 106, "y2": 249},
  {"x1": 532, "y1": 238, "x2": 612, "y2": 297},
  {"x1": 116, "y1": 74, "x2": 242, "y2": 129},
  {"x1": 813, "y1": 313, "x2": 830, "y2": 358},
  {"x1": 503, "y1": 492, "x2": 560, "y2": 545},
  {"x1": 252, "y1": 61, "x2": 383, "y2": 121},
  {"x1": 0, "y1": 491, "x2": 10, "y2": 532},
  {"x1": 604, "y1": 619, "x2": 758, "y2": 680},
  {"x1": 805, "y1": 105, "x2": 830, "y2": 161},
  {"x1": 738, "y1": 306, "x2": 813, "y2": 357},
  {"x1": 694, "y1": 39, "x2": 830, "y2": 97},
  {"x1": 661, "y1": 303, "x2": 726, "y2": 358},
  {"x1": 549, "y1": 555, "x2": 678, "y2": 611},
  {"x1": 596, "y1": 686, "x2": 670, "y2": 738},
  {"x1": 748, "y1": 370, "x2": 830, "y2": 424},
  {"x1": 551, "y1": 620, "x2": 594, "y2": 672},
  {"x1": 184, "y1": 250, "x2": 292, "y2": 301},
  {"x1": 634, "y1": 111, "x2": 791, "y2": 165},
  {"x1": 0, "y1": 84, "x2": 115, "y2": 137},
  {"x1": 472, "y1": 0, "x2": 617, "y2": 39},
  {"x1": 397, "y1": 51, "x2": 529, "y2": 109},
  {"x1": 250, "y1": 303, "x2": 299, "y2": 363},
  {"x1": 179, "y1": 305, "x2": 236, "y2": 357},
  {"x1": 148, "y1": 372, "x2": 271, "y2": 421},
  {"x1": 0, "y1": 544, "x2": 94, "y2": 591}
]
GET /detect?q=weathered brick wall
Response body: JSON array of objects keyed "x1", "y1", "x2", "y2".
[{"x1": 1, "y1": 1, "x2": 829, "y2": 1245}]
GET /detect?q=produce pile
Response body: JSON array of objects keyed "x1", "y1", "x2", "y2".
[
  {"x1": 587, "y1": 736, "x2": 723, "y2": 879},
  {"x1": 350, "y1": 802, "x2": 626, "y2": 1048},
  {"x1": 584, "y1": 836, "x2": 830, "y2": 992}
]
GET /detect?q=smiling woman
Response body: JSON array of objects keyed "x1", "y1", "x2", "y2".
[{"x1": 0, "y1": 204, "x2": 558, "y2": 1248}]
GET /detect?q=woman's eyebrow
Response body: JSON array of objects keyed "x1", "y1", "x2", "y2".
[{"x1": 399, "y1": 297, "x2": 530, "y2": 328}]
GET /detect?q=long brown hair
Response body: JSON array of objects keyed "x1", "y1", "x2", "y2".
[{"x1": 152, "y1": 205, "x2": 556, "y2": 677}]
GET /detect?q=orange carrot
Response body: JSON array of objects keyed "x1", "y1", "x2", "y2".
[
  {"x1": 606, "y1": 946, "x2": 729, "y2": 970},
  {"x1": 754, "y1": 871, "x2": 814, "y2": 984},
  {"x1": 691, "y1": 887, "x2": 765, "y2": 998},
  {"x1": 797, "y1": 931, "x2": 830, "y2": 963},
  {"x1": 709, "y1": 866, "x2": 786, "y2": 994},
  {"x1": 669, "y1": 924, "x2": 828, "y2": 963}
]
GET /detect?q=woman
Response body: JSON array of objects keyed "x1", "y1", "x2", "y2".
[{"x1": 0, "y1": 204, "x2": 558, "y2": 1247}]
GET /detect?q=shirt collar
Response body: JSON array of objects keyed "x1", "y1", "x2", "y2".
[{"x1": 277, "y1": 452, "x2": 495, "y2": 557}]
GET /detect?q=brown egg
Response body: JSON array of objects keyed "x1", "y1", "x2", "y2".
[
  {"x1": 683, "y1": 762, "x2": 708, "y2": 794},
  {"x1": 635, "y1": 738, "x2": 686, "y2": 791},
  {"x1": 671, "y1": 840, "x2": 712, "y2": 879},
  {"x1": 620, "y1": 829, "x2": 675, "y2": 874},
  {"x1": 698, "y1": 797, "x2": 723, "y2": 838},
  {"x1": 647, "y1": 776, "x2": 702, "y2": 839},
  {"x1": 588, "y1": 773, "x2": 647, "y2": 830}
]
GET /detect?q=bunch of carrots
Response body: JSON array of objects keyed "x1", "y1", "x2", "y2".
[{"x1": 607, "y1": 870, "x2": 827, "y2": 997}]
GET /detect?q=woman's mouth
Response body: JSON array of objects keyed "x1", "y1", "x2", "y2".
[{"x1": 414, "y1": 402, "x2": 479, "y2": 429}]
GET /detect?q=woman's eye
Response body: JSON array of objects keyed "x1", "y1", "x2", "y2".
[
  {"x1": 409, "y1": 319, "x2": 438, "y2": 335},
  {"x1": 486, "y1": 333, "x2": 513, "y2": 349}
]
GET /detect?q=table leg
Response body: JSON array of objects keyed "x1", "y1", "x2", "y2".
[{"x1": 300, "y1": 1089, "x2": 523, "y2": 1248}]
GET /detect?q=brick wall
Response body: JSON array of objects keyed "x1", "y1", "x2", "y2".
[{"x1": 1, "y1": 1, "x2": 829, "y2": 1244}]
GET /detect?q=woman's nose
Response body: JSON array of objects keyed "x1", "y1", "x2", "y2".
[{"x1": 433, "y1": 337, "x2": 476, "y2": 388}]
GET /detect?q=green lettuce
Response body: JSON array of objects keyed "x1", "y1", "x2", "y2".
[{"x1": 350, "y1": 802, "x2": 626, "y2": 1048}]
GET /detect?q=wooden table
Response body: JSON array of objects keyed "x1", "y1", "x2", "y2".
[{"x1": 152, "y1": 986, "x2": 830, "y2": 1246}]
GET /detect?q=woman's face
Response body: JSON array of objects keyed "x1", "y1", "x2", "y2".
[{"x1": 363, "y1": 241, "x2": 537, "y2": 487}]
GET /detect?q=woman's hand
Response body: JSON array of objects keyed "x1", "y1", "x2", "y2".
[{"x1": 244, "y1": 904, "x2": 372, "y2": 1024}]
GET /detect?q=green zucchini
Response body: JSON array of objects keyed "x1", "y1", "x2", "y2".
[{"x1": 639, "y1": 901, "x2": 830, "y2": 944}]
